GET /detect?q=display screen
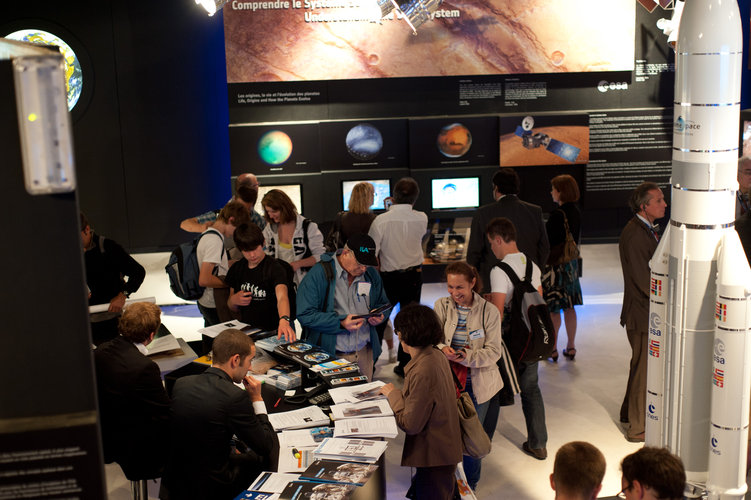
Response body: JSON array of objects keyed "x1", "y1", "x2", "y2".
[
  {"x1": 342, "y1": 179, "x2": 390, "y2": 211},
  {"x1": 743, "y1": 120, "x2": 751, "y2": 157},
  {"x1": 255, "y1": 184, "x2": 303, "y2": 215},
  {"x1": 431, "y1": 177, "x2": 480, "y2": 210}
]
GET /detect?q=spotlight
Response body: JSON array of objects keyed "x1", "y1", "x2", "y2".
[{"x1": 196, "y1": 0, "x2": 229, "y2": 16}]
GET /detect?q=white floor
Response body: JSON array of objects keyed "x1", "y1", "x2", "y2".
[{"x1": 102, "y1": 243, "x2": 740, "y2": 499}]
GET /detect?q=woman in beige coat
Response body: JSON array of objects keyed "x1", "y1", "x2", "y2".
[
  {"x1": 380, "y1": 304, "x2": 462, "y2": 500},
  {"x1": 434, "y1": 261, "x2": 505, "y2": 491}
]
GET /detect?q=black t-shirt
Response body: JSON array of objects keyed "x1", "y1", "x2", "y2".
[{"x1": 225, "y1": 256, "x2": 287, "y2": 331}]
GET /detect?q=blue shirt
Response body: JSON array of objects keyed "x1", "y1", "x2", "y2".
[{"x1": 333, "y1": 252, "x2": 372, "y2": 353}]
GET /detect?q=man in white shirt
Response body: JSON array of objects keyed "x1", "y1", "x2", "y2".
[
  {"x1": 368, "y1": 177, "x2": 428, "y2": 375},
  {"x1": 486, "y1": 217, "x2": 548, "y2": 460}
]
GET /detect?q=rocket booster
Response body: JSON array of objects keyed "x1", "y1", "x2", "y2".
[{"x1": 646, "y1": 0, "x2": 746, "y2": 494}]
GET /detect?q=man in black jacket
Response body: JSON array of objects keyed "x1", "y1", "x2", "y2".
[
  {"x1": 81, "y1": 212, "x2": 145, "y2": 345},
  {"x1": 162, "y1": 329, "x2": 279, "y2": 500},
  {"x1": 467, "y1": 168, "x2": 549, "y2": 295},
  {"x1": 94, "y1": 302, "x2": 170, "y2": 480}
]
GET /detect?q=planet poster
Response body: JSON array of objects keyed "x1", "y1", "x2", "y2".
[
  {"x1": 319, "y1": 119, "x2": 408, "y2": 170},
  {"x1": 5, "y1": 29, "x2": 83, "y2": 111},
  {"x1": 499, "y1": 114, "x2": 589, "y2": 167},
  {"x1": 223, "y1": 0, "x2": 635, "y2": 82},
  {"x1": 229, "y1": 123, "x2": 321, "y2": 175},
  {"x1": 409, "y1": 116, "x2": 499, "y2": 169}
]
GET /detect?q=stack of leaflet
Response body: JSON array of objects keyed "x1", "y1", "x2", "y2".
[
  {"x1": 278, "y1": 480, "x2": 355, "y2": 500},
  {"x1": 329, "y1": 400, "x2": 393, "y2": 420},
  {"x1": 313, "y1": 438, "x2": 387, "y2": 464},
  {"x1": 276, "y1": 427, "x2": 333, "y2": 473},
  {"x1": 237, "y1": 472, "x2": 300, "y2": 499},
  {"x1": 268, "y1": 405, "x2": 330, "y2": 432},
  {"x1": 333, "y1": 417, "x2": 398, "y2": 439},
  {"x1": 254, "y1": 335, "x2": 289, "y2": 354},
  {"x1": 300, "y1": 459, "x2": 378, "y2": 487},
  {"x1": 198, "y1": 320, "x2": 260, "y2": 338},
  {"x1": 328, "y1": 380, "x2": 386, "y2": 405}
]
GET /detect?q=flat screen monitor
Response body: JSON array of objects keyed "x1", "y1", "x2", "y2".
[
  {"x1": 743, "y1": 119, "x2": 751, "y2": 157},
  {"x1": 255, "y1": 184, "x2": 303, "y2": 215},
  {"x1": 342, "y1": 179, "x2": 390, "y2": 211},
  {"x1": 431, "y1": 177, "x2": 480, "y2": 210}
]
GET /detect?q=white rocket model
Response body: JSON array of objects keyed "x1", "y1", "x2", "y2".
[{"x1": 645, "y1": 0, "x2": 749, "y2": 498}]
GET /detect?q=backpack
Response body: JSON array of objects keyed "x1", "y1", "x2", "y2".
[
  {"x1": 496, "y1": 259, "x2": 555, "y2": 364},
  {"x1": 263, "y1": 256, "x2": 298, "y2": 321},
  {"x1": 165, "y1": 229, "x2": 223, "y2": 301}
]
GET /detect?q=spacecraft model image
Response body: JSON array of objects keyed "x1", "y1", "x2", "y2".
[{"x1": 513, "y1": 116, "x2": 581, "y2": 163}]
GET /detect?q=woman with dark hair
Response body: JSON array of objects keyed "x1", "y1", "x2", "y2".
[
  {"x1": 261, "y1": 189, "x2": 325, "y2": 285},
  {"x1": 434, "y1": 261, "x2": 508, "y2": 491},
  {"x1": 325, "y1": 181, "x2": 376, "y2": 251},
  {"x1": 544, "y1": 174, "x2": 583, "y2": 361},
  {"x1": 380, "y1": 304, "x2": 462, "y2": 500}
]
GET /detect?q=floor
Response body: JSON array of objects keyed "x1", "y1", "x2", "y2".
[{"x1": 101, "y1": 243, "x2": 732, "y2": 499}]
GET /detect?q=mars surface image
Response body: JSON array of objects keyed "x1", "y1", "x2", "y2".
[{"x1": 224, "y1": 0, "x2": 635, "y2": 82}]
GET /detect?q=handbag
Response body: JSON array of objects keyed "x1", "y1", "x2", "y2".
[
  {"x1": 548, "y1": 209, "x2": 579, "y2": 266},
  {"x1": 450, "y1": 369, "x2": 492, "y2": 459}
]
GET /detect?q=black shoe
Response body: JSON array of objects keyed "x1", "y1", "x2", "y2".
[
  {"x1": 522, "y1": 441, "x2": 547, "y2": 460},
  {"x1": 393, "y1": 365, "x2": 405, "y2": 377}
]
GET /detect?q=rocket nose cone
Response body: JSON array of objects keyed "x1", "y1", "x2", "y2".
[{"x1": 677, "y1": 0, "x2": 742, "y2": 52}]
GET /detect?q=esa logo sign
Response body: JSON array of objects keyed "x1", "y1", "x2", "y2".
[
  {"x1": 597, "y1": 80, "x2": 628, "y2": 93},
  {"x1": 647, "y1": 403, "x2": 658, "y2": 421},
  {"x1": 648, "y1": 312, "x2": 662, "y2": 336},
  {"x1": 714, "y1": 338, "x2": 726, "y2": 365},
  {"x1": 711, "y1": 435, "x2": 721, "y2": 456}
]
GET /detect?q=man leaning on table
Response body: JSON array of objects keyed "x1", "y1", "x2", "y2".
[{"x1": 161, "y1": 329, "x2": 279, "y2": 500}]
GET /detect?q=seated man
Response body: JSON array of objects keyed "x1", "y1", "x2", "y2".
[
  {"x1": 94, "y1": 302, "x2": 170, "y2": 479},
  {"x1": 226, "y1": 222, "x2": 296, "y2": 341},
  {"x1": 549, "y1": 441, "x2": 606, "y2": 500},
  {"x1": 162, "y1": 329, "x2": 279, "y2": 500},
  {"x1": 620, "y1": 447, "x2": 685, "y2": 500},
  {"x1": 82, "y1": 212, "x2": 146, "y2": 345},
  {"x1": 296, "y1": 234, "x2": 390, "y2": 381}
]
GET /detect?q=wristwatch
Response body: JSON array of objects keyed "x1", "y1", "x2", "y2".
[{"x1": 279, "y1": 315, "x2": 291, "y2": 322}]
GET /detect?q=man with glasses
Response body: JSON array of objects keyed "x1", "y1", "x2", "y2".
[
  {"x1": 297, "y1": 234, "x2": 391, "y2": 380},
  {"x1": 619, "y1": 447, "x2": 685, "y2": 500}
]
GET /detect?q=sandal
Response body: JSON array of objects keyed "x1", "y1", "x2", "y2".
[
  {"x1": 549, "y1": 349, "x2": 558, "y2": 363},
  {"x1": 563, "y1": 348, "x2": 576, "y2": 361}
]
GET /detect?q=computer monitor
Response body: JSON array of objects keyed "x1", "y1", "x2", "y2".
[
  {"x1": 431, "y1": 177, "x2": 480, "y2": 210},
  {"x1": 341, "y1": 179, "x2": 390, "y2": 211},
  {"x1": 743, "y1": 119, "x2": 751, "y2": 157},
  {"x1": 255, "y1": 184, "x2": 303, "y2": 215}
]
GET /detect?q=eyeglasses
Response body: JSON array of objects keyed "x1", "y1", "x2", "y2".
[{"x1": 617, "y1": 483, "x2": 632, "y2": 498}]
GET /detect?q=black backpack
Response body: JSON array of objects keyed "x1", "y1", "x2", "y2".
[
  {"x1": 165, "y1": 229, "x2": 222, "y2": 301},
  {"x1": 496, "y1": 259, "x2": 555, "y2": 364}
]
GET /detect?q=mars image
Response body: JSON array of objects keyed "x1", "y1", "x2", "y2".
[
  {"x1": 500, "y1": 126, "x2": 589, "y2": 166},
  {"x1": 437, "y1": 123, "x2": 472, "y2": 158},
  {"x1": 224, "y1": 0, "x2": 635, "y2": 82}
]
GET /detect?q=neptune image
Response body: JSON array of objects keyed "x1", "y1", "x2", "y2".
[{"x1": 346, "y1": 123, "x2": 383, "y2": 161}]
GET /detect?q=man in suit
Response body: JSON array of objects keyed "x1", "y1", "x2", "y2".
[
  {"x1": 619, "y1": 182, "x2": 666, "y2": 443},
  {"x1": 162, "y1": 329, "x2": 279, "y2": 500},
  {"x1": 94, "y1": 302, "x2": 170, "y2": 480},
  {"x1": 467, "y1": 168, "x2": 550, "y2": 294}
]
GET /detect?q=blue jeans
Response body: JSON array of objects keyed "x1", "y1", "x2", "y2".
[
  {"x1": 481, "y1": 361, "x2": 547, "y2": 450},
  {"x1": 462, "y1": 374, "x2": 490, "y2": 490},
  {"x1": 518, "y1": 361, "x2": 547, "y2": 449}
]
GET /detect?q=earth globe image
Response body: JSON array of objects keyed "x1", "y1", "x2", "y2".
[
  {"x1": 345, "y1": 123, "x2": 383, "y2": 161},
  {"x1": 437, "y1": 123, "x2": 472, "y2": 158},
  {"x1": 6, "y1": 29, "x2": 83, "y2": 111},
  {"x1": 258, "y1": 130, "x2": 293, "y2": 165}
]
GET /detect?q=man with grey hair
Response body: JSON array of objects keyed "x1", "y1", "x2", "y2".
[{"x1": 618, "y1": 181, "x2": 667, "y2": 442}]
